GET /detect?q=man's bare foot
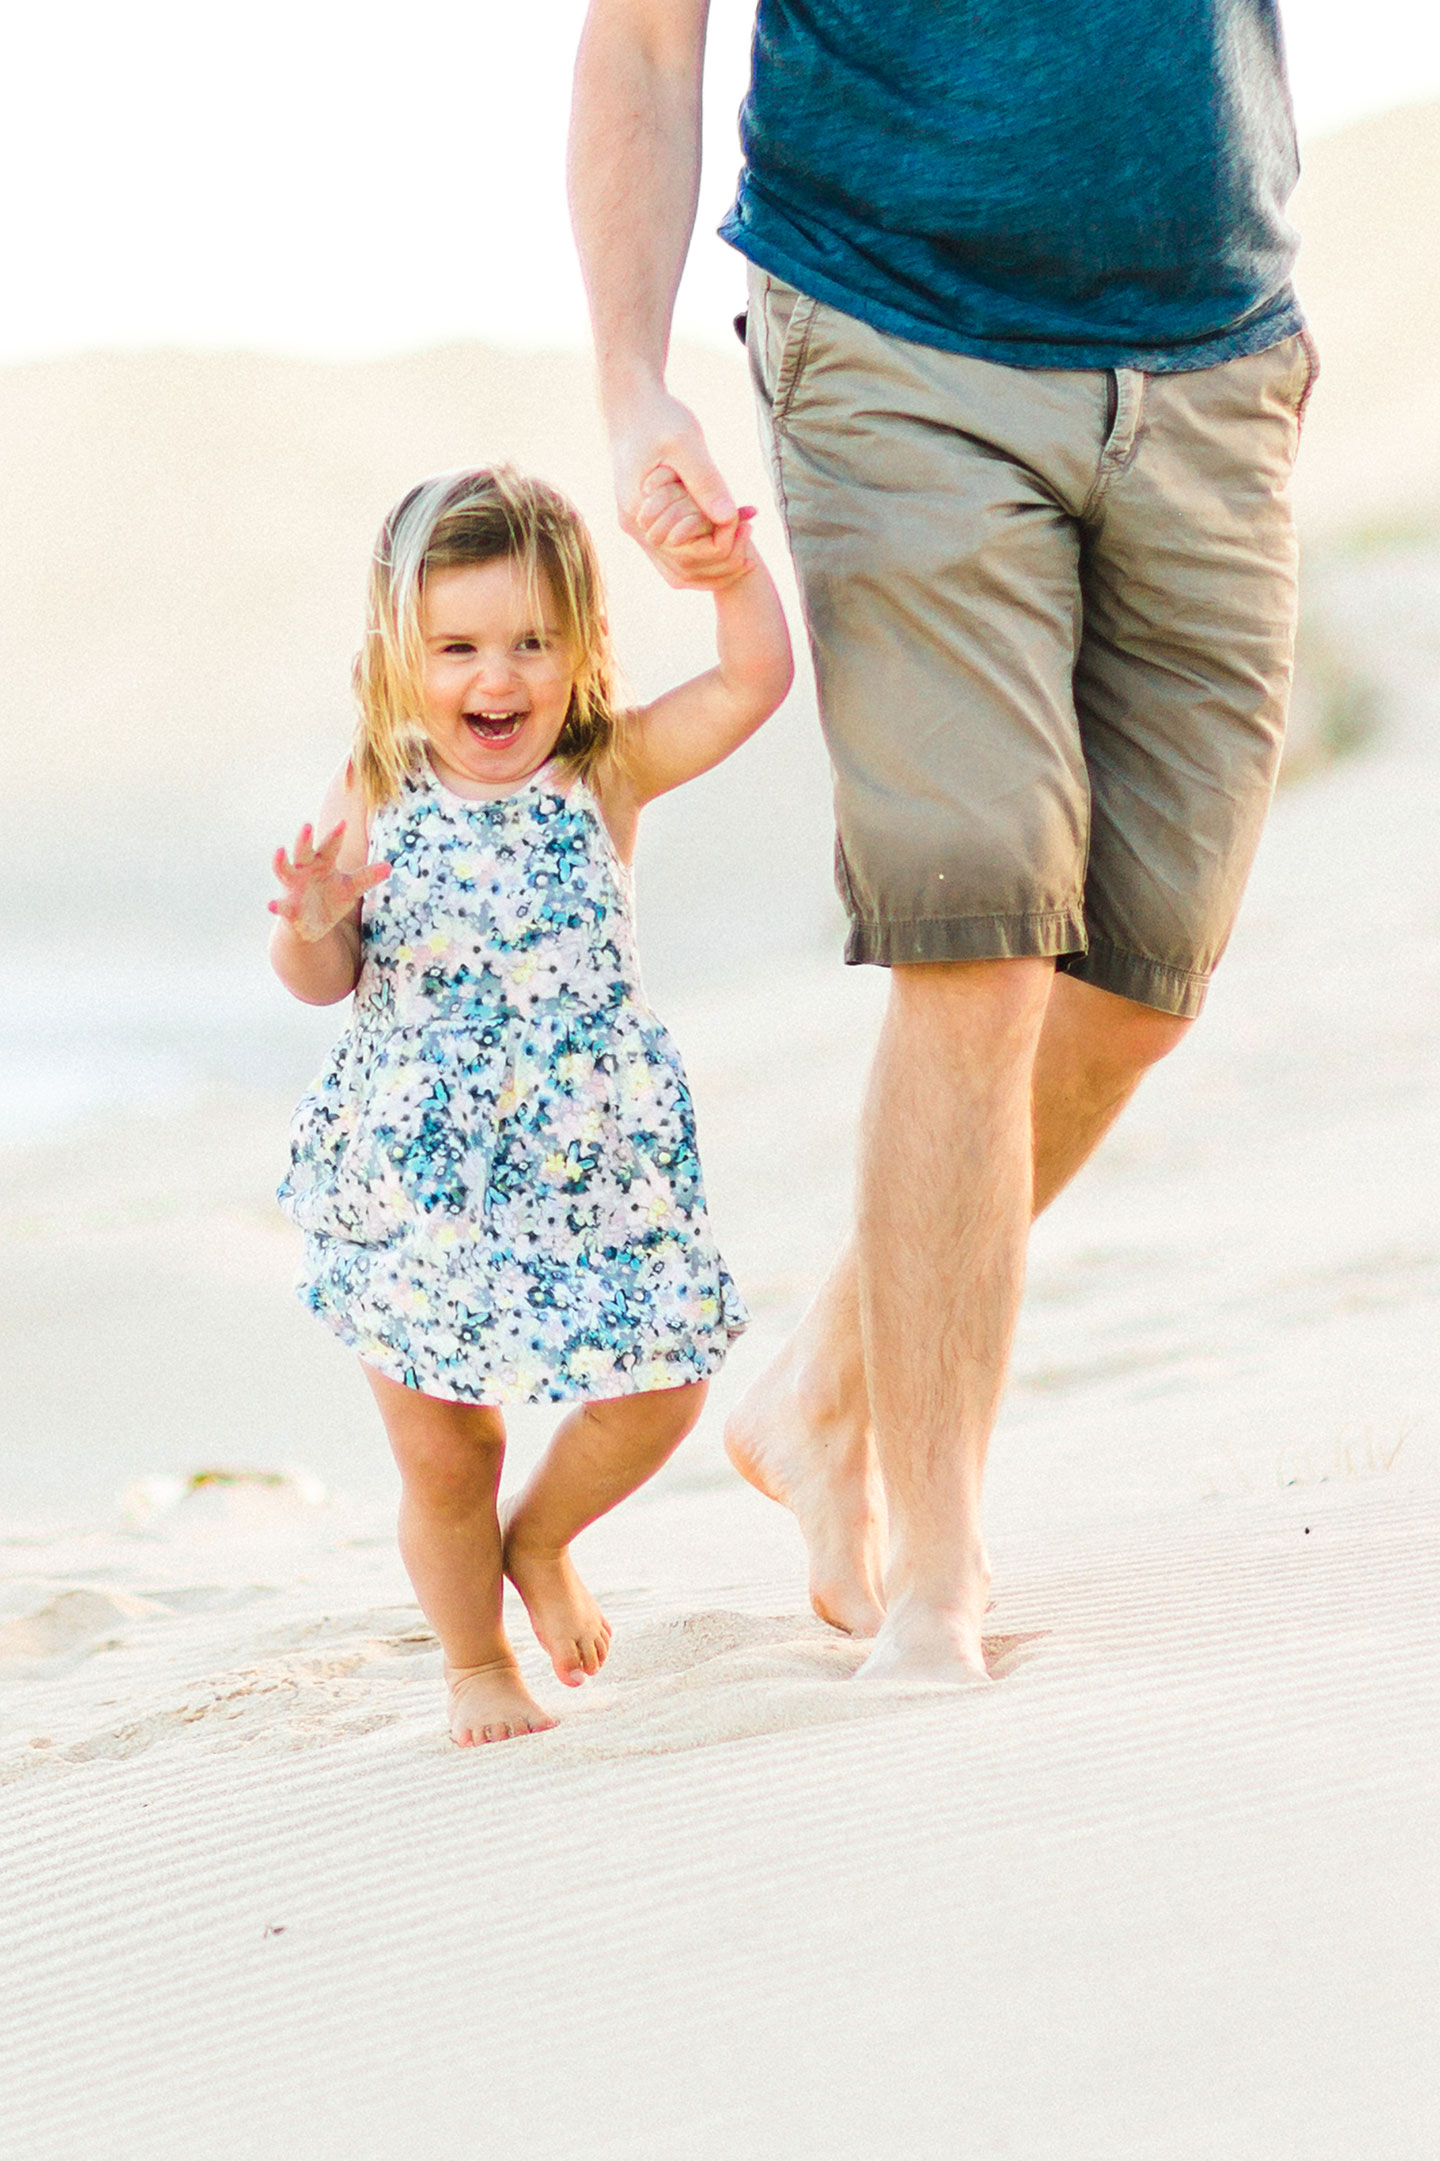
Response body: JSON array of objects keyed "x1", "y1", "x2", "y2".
[
  {"x1": 854, "y1": 1586, "x2": 990, "y2": 1686},
  {"x1": 502, "y1": 1530, "x2": 612, "y2": 1687},
  {"x1": 724, "y1": 1340, "x2": 887, "y2": 1638},
  {"x1": 445, "y1": 1658, "x2": 557, "y2": 1745}
]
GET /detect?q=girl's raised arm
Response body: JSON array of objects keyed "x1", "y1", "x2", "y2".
[
  {"x1": 605, "y1": 522, "x2": 793, "y2": 817},
  {"x1": 268, "y1": 760, "x2": 389, "y2": 1006}
]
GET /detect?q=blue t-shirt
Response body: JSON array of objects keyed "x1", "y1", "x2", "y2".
[{"x1": 719, "y1": 0, "x2": 1304, "y2": 372}]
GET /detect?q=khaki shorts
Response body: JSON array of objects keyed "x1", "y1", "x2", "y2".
[{"x1": 747, "y1": 266, "x2": 1317, "y2": 1017}]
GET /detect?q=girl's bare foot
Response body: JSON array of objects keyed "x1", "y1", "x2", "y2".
[
  {"x1": 503, "y1": 1531, "x2": 612, "y2": 1687},
  {"x1": 445, "y1": 1658, "x2": 557, "y2": 1745}
]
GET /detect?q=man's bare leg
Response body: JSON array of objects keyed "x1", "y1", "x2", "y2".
[
  {"x1": 725, "y1": 975, "x2": 1191, "y2": 1642},
  {"x1": 724, "y1": 1247, "x2": 885, "y2": 1636},
  {"x1": 1029, "y1": 976, "x2": 1192, "y2": 1208},
  {"x1": 853, "y1": 959, "x2": 1051, "y2": 1680}
]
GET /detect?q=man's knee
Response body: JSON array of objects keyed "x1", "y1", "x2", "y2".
[
  {"x1": 1115, "y1": 1002, "x2": 1192, "y2": 1072},
  {"x1": 1049, "y1": 973, "x2": 1192, "y2": 1084}
]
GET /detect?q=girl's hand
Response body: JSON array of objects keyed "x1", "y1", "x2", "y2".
[
  {"x1": 595, "y1": 536, "x2": 793, "y2": 825},
  {"x1": 634, "y1": 464, "x2": 759, "y2": 591},
  {"x1": 269, "y1": 821, "x2": 390, "y2": 943}
]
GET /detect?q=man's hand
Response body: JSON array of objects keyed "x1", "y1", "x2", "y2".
[{"x1": 612, "y1": 383, "x2": 756, "y2": 589}]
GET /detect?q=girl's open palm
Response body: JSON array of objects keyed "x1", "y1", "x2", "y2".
[{"x1": 269, "y1": 821, "x2": 389, "y2": 942}]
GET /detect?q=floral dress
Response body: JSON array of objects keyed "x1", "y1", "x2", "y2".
[{"x1": 278, "y1": 755, "x2": 747, "y2": 1404}]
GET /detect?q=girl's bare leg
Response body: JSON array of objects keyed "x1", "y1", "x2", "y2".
[
  {"x1": 503, "y1": 1381, "x2": 708, "y2": 1684},
  {"x1": 362, "y1": 1364, "x2": 556, "y2": 1746}
]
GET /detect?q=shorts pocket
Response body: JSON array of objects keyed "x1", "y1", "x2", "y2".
[
  {"x1": 1274, "y1": 328, "x2": 1321, "y2": 429},
  {"x1": 771, "y1": 292, "x2": 821, "y2": 426},
  {"x1": 750, "y1": 268, "x2": 821, "y2": 425},
  {"x1": 1295, "y1": 328, "x2": 1321, "y2": 427}
]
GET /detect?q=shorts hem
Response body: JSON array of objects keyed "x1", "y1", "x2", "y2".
[
  {"x1": 1057, "y1": 937, "x2": 1209, "y2": 1019},
  {"x1": 844, "y1": 908, "x2": 1085, "y2": 968}
]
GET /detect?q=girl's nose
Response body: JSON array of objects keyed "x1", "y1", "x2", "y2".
[{"x1": 467, "y1": 655, "x2": 516, "y2": 696}]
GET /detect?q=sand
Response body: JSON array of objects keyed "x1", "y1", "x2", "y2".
[
  {"x1": 5, "y1": 95, "x2": 1440, "y2": 2161},
  {"x1": 5, "y1": 530, "x2": 1440, "y2": 2155}
]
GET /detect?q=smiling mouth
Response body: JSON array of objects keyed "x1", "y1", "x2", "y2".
[{"x1": 463, "y1": 710, "x2": 525, "y2": 743}]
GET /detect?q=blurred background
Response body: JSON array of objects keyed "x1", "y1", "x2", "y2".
[{"x1": 3, "y1": 0, "x2": 1439, "y2": 1521}]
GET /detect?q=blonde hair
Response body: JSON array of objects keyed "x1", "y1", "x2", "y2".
[{"x1": 353, "y1": 466, "x2": 619, "y2": 809}]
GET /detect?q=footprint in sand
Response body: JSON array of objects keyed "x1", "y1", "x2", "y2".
[
  {"x1": 550, "y1": 1611, "x2": 1044, "y2": 1759},
  {"x1": 0, "y1": 1588, "x2": 175, "y2": 1667}
]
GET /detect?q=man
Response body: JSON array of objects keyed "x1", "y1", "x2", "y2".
[{"x1": 569, "y1": 1, "x2": 1315, "y2": 1682}]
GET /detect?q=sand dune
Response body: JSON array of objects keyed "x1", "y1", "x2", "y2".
[
  {"x1": 6, "y1": 96, "x2": 1440, "y2": 976},
  {"x1": 0, "y1": 338, "x2": 773, "y2": 791},
  {"x1": 0, "y1": 332, "x2": 838, "y2": 994},
  {"x1": 1291, "y1": 97, "x2": 1440, "y2": 539}
]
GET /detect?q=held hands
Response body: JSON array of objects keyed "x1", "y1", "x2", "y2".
[
  {"x1": 637, "y1": 468, "x2": 759, "y2": 589},
  {"x1": 269, "y1": 821, "x2": 389, "y2": 943},
  {"x1": 614, "y1": 386, "x2": 757, "y2": 590}
]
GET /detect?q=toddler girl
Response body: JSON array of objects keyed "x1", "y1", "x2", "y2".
[{"x1": 270, "y1": 466, "x2": 791, "y2": 1746}]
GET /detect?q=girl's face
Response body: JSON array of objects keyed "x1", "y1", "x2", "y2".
[{"x1": 418, "y1": 557, "x2": 578, "y2": 796}]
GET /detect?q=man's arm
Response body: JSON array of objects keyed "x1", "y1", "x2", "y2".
[{"x1": 569, "y1": 0, "x2": 748, "y2": 584}]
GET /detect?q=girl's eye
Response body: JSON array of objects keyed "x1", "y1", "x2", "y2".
[
  {"x1": 518, "y1": 635, "x2": 545, "y2": 653},
  {"x1": 442, "y1": 642, "x2": 475, "y2": 656}
]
